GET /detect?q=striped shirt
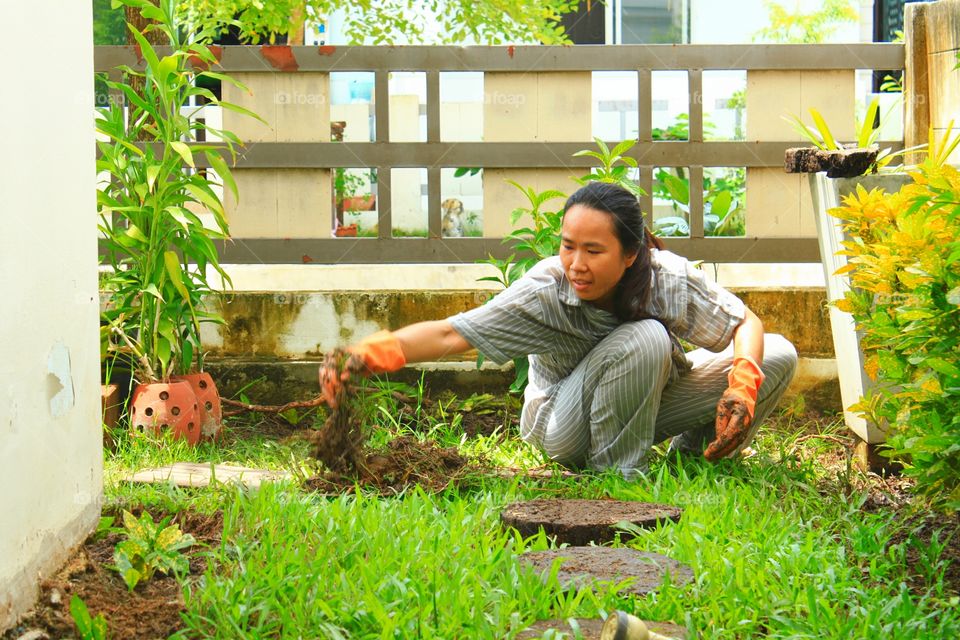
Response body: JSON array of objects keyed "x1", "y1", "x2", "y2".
[{"x1": 448, "y1": 250, "x2": 746, "y2": 434}]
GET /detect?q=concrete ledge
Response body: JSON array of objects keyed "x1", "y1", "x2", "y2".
[{"x1": 201, "y1": 287, "x2": 835, "y2": 360}]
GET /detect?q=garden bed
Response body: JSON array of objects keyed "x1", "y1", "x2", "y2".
[{"x1": 4, "y1": 510, "x2": 221, "y2": 640}]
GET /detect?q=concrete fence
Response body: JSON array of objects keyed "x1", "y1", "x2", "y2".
[{"x1": 94, "y1": 42, "x2": 905, "y2": 265}]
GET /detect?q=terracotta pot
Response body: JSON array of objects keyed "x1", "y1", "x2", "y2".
[
  {"x1": 129, "y1": 381, "x2": 202, "y2": 445},
  {"x1": 341, "y1": 195, "x2": 376, "y2": 211},
  {"x1": 172, "y1": 372, "x2": 223, "y2": 440},
  {"x1": 335, "y1": 223, "x2": 358, "y2": 237}
]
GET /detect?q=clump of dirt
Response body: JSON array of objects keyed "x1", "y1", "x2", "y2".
[
  {"x1": 306, "y1": 352, "x2": 478, "y2": 493},
  {"x1": 3, "y1": 510, "x2": 222, "y2": 640},
  {"x1": 305, "y1": 435, "x2": 474, "y2": 494},
  {"x1": 308, "y1": 349, "x2": 368, "y2": 474}
]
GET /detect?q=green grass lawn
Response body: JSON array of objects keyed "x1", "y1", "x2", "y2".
[{"x1": 103, "y1": 381, "x2": 960, "y2": 639}]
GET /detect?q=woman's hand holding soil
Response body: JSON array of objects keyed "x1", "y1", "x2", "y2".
[{"x1": 320, "y1": 331, "x2": 407, "y2": 407}]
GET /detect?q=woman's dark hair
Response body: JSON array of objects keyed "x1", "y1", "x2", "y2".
[{"x1": 562, "y1": 181, "x2": 663, "y2": 321}]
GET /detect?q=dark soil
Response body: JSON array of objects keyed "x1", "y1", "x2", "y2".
[
  {"x1": 520, "y1": 547, "x2": 694, "y2": 597},
  {"x1": 517, "y1": 616, "x2": 687, "y2": 640},
  {"x1": 3, "y1": 510, "x2": 222, "y2": 640},
  {"x1": 305, "y1": 356, "x2": 485, "y2": 493},
  {"x1": 304, "y1": 435, "x2": 476, "y2": 494},
  {"x1": 309, "y1": 351, "x2": 368, "y2": 474},
  {"x1": 501, "y1": 499, "x2": 682, "y2": 546}
]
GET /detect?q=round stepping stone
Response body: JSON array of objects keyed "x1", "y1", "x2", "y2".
[
  {"x1": 516, "y1": 617, "x2": 687, "y2": 639},
  {"x1": 519, "y1": 547, "x2": 693, "y2": 597},
  {"x1": 501, "y1": 499, "x2": 682, "y2": 546}
]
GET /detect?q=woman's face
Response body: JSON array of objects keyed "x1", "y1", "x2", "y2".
[{"x1": 559, "y1": 204, "x2": 637, "y2": 312}]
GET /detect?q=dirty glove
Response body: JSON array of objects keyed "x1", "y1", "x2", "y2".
[
  {"x1": 319, "y1": 330, "x2": 407, "y2": 407},
  {"x1": 704, "y1": 356, "x2": 765, "y2": 461}
]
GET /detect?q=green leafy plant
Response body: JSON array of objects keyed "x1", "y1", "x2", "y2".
[
  {"x1": 652, "y1": 167, "x2": 745, "y2": 238},
  {"x1": 70, "y1": 595, "x2": 108, "y2": 640},
  {"x1": 98, "y1": 0, "x2": 260, "y2": 382},
  {"x1": 831, "y1": 126, "x2": 960, "y2": 511},
  {"x1": 112, "y1": 509, "x2": 196, "y2": 591},
  {"x1": 783, "y1": 97, "x2": 925, "y2": 173},
  {"x1": 647, "y1": 114, "x2": 743, "y2": 237},
  {"x1": 784, "y1": 99, "x2": 880, "y2": 151},
  {"x1": 334, "y1": 168, "x2": 369, "y2": 207},
  {"x1": 572, "y1": 138, "x2": 646, "y2": 198}
]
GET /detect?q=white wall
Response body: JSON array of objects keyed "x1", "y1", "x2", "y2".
[{"x1": 0, "y1": 0, "x2": 101, "y2": 630}]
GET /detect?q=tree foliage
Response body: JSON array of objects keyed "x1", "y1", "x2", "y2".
[
  {"x1": 754, "y1": 0, "x2": 858, "y2": 44},
  {"x1": 93, "y1": 0, "x2": 127, "y2": 44},
  {"x1": 176, "y1": 0, "x2": 581, "y2": 45}
]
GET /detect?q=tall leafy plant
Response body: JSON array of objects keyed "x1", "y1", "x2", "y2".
[
  {"x1": 98, "y1": 0, "x2": 260, "y2": 382},
  {"x1": 831, "y1": 127, "x2": 960, "y2": 511}
]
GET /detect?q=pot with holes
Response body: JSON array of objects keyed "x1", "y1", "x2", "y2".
[
  {"x1": 129, "y1": 381, "x2": 202, "y2": 445},
  {"x1": 172, "y1": 372, "x2": 222, "y2": 440}
]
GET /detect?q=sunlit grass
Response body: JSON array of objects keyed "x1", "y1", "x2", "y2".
[{"x1": 102, "y1": 381, "x2": 960, "y2": 639}]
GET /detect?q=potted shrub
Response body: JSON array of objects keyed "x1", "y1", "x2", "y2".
[
  {"x1": 784, "y1": 100, "x2": 928, "y2": 468},
  {"x1": 98, "y1": 0, "x2": 259, "y2": 443},
  {"x1": 333, "y1": 167, "x2": 373, "y2": 227},
  {"x1": 828, "y1": 130, "x2": 960, "y2": 509}
]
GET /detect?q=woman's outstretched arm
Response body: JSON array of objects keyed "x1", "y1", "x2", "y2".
[{"x1": 392, "y1": 320, "x2": 472, "y2": 363}]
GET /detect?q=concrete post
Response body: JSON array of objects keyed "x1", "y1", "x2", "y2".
[
  {"x1": 904, "y1": 2, "x2": 931, "y2": 154},
  {"x1": 0, "y1": 0, "x2": 102, "y2": 630},
  {"x1": 482, "y1": 72, "x2": 591, "y2": 236}
]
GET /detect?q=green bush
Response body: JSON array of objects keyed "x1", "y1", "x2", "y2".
[{"x1": 831, "y1": 132, "x2": 960, "y2": 511}]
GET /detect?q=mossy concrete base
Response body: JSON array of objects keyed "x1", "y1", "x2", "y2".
[
  {"x1": 201, "y1": 288, "x2": 834, "y2": 360},
  {"x1": 205, "y1": 359, "x2": 513, "y2": 406},
  {"x1": 197, "y1": 287, "x2": 841, "y2": 410}
]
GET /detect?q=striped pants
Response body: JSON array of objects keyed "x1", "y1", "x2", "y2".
[{"x1": 525, "y1": 320, "x2": 798, "y2": 479}]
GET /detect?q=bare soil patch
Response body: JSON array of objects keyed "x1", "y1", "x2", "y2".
[
  {"x1": 304, "y1": 435, "x2": 476, "y2": 494},
  {"x1": 3, "y1": 510, "x2": 221, "y2": 640}
]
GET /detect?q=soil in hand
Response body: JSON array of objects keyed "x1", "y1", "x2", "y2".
[
  {"x1": 3, "y1": 510, "x2": 222, "y2": 640},
  {"x1": 309, "y1": 350, "x2": 367, "y2": 474}
]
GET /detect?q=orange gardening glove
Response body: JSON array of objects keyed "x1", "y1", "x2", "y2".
[
  {"x1": 704, "y1": 355, "x2": 765, "y2": 461},
  {"x1": 319, "y1": 330, "x2": 407, "y2": 407}
]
